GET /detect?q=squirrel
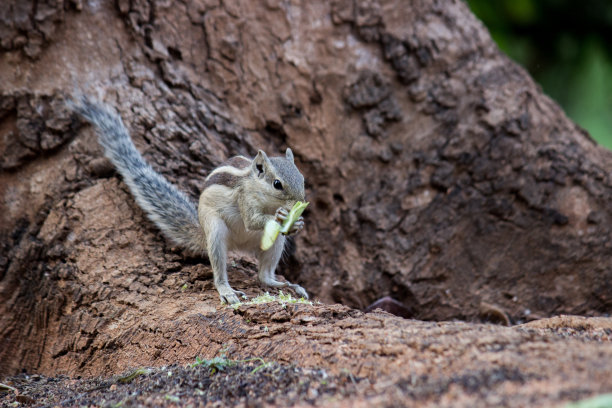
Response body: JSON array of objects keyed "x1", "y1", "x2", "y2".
[{"x1": 70, "y1": 96, "x2": 308, "y2": 304}]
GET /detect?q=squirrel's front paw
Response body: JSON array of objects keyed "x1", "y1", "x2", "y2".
[
  {"x1": 274, "y1": 207, "x2": 289, "y2": 223},
  {"x1": 287, "y1": 217, "x2": 304, "y2": 235}
]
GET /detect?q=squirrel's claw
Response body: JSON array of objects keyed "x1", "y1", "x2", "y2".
[
  {"x1": 259, "y1": 276, "x2": 310, "y2": 300},
  {"x1": 274, "y1": 207, "x2": 289, "y2": 223},
  {"x1": 275, "y1": 208, "x2": 304, "y2": 235},
  {"x1": 287, "y1": 217, "x2": 304, "y2": 235},
  {"x1": 292, "y1": 284, "x2": 309, "y2": 299},
  {"x1": 218, "y1": 286, "x2": 247, "y2": 305}
]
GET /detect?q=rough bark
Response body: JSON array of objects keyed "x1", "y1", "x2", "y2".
[{"x1": 1, "y1": 0, "x2": 611, "y2": 405}]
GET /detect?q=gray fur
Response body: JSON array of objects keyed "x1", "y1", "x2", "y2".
[
  {"x1": 269, "y1": 156, "x2": 305, "y2": 201},
  {"x1": 69, "y1": 96, "x2": 206, "y2": 253},
  {"x1": 285, "y1": 148, "x2": 294, "y2": 163}
]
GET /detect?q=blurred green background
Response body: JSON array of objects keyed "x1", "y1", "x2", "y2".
[{"x1": 467, "y1": 0, "x2": 612, "y2": 150}]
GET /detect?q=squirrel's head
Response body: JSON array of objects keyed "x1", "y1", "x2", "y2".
[{"x1": 252, "y1": 148, "x2": 305, "y2": 207}]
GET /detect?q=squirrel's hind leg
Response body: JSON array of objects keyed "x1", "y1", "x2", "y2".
[
  {"x1": 257, "y1": 236, "x2": 309, "y2": 299},
  {"x1": 205, "y1": 216, "x2": 245, "y2": 304}
]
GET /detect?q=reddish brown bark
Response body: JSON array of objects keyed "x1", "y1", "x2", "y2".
[{"x1": 1, "y1": 0, "x2": 611, "y2": 406}]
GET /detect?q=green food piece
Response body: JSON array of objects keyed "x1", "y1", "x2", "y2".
[
  {"x1": 260, "y1": 219, "x2": 282, "y2": 251},
  {"x1": 260, "y1": 201, "x2": 309, "y2": 251},
  {"x1": 279, "y1": 201, "x2": 309, "y2": 235}
]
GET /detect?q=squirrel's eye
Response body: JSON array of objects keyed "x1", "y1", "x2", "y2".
[{"x1": 273, "y1": 179, "x2": 283, "y2": 190}]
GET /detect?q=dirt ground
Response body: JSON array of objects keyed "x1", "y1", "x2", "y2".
[
  {"x1": 2, "y1": 310, "x2": 612, "y2": 407},
  {"x1": 2, "y1": 361, "x2": 363, "y2": 407}
]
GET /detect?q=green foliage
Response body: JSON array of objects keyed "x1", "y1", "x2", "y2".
[
  {"x1": 562, "y1": 40, "x2": 612, "y2": 146},
  {"x1": 467, "y1": 0, "x2": 612, "y2": 150},
  {"x1": 566, "y1": 393, "x2": 612, "y2": 408}
]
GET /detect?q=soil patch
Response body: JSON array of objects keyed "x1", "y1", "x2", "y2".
[{"x1": 1, "y1": 361, "x2": 362, "y2": 407}]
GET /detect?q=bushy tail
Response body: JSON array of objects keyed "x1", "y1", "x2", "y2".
[{"x1": 70, "y1": 96, "x2": 206, "y2": 253}]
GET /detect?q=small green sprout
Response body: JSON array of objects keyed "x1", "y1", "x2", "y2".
[
  {"x1": 0, "y1": 383, "x2": 17, "y2": 394},
  {"x1": 117, "y1": 368, "x2": 151, "y2": 384},
  {"x1": 229, "y1": 291, "x2": 313, "y2": 310},
  {"x1": 190, "y1": 355, "x2": 235, "y2": 374}
]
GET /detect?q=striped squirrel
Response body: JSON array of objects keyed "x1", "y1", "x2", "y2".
[{"x1": 71, "y1": 97, "x2": 308, "y2": 304}]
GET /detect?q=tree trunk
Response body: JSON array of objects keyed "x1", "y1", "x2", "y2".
[{"x1": 1, "y1": 0, "x2": 611, "y2": 405}]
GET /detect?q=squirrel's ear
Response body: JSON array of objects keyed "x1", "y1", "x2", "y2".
[
  {"x1": 285, "y1": 148, "x2": 294, "y2": 163},
  {"x1": 253, "y1": 150, "x2": 271, "y2": 177}
]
